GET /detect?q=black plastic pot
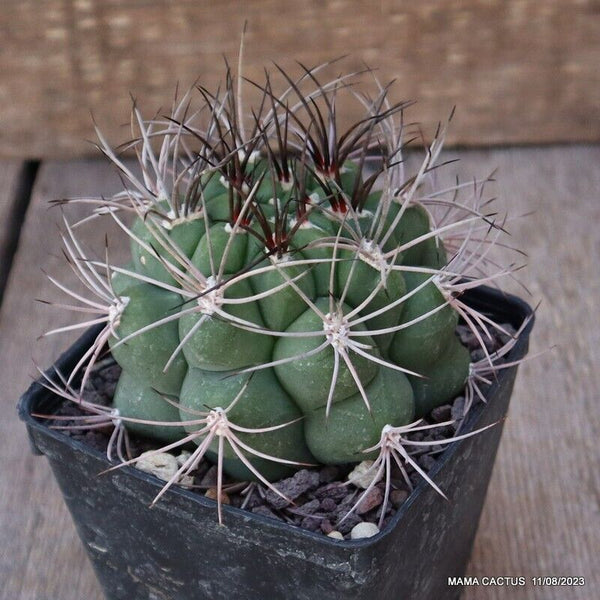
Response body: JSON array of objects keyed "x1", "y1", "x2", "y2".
[{"x1": 19, "y1": 286, "x2": 533, "y2": 600}]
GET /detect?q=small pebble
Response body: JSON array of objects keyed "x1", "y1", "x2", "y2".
[
  {"x1": 336, "y1": 492, "x2": 359, "y2": 514},
  {"x1": 240, "y1": 490, "x2": 262, "y2": 510},
  {"x1": 320, "y1": 497, "x2": 337, "y2": 512},
  {"x1": 327, "y1": 531, "x2": 344, "y2": 540},
  {"x1": 296, "y1": 499, "x2": 320, "y2": 515},
  {"x1": 336, "y1": 513, "x2": 362, "y2": 535},
  {"x1": 456, "y1": 327, "x2": 479, "y2": 350},
  {"x1": 176, "y1": 451, "x2": 191, "y2": 467},
  {"x1": 350, "y1": 522, "x2": 380, "y2": 540},
  {"x1": 417, "y1": 454, "x2": 437, "y2": 471},
  {"x1": 390, "y1": 489, "x2": 409, "y2": 507},
  {"x1": 482, "y1": 334, "x2": 498, "y2": 352},
  {"x1": 430, "y1": 405, "x2": 452, "y2": 423},
  {"x1": 320, "y1": 519, "x2": 334, "y2": 534},
  {"x1": 135, "y1": 451, "x2": 193, "y2": 488},
  {"x1": 300, "y1": 516, "x2": 321, "y2": 531},
  {"x1": 347, "y1": 460, "x2": 378, "y2": 489},
  {"x1": 199, "y1": 466, "x2": 218, "y2": 488},
  {"x1": 471, "y1": 348, "x2": 486, "y2": 362},
  {"x1": 265, "y1": 469, "x2": 320, "y2": 509},
  {"x1": 356, "y1": 486, "x2": 383, "y2": 515},
  {"x1": 451, "y1": 396, "x2": 466, "y2": 422},
  {"x1": 313, "y1": 483, "x2": 348, "y2": 502},
  {"x1": 179, "y1": 476, "x2": 195, "y2": 489},
  {"x1": 432, "y1": 426, "x2": 454, "y2": 437},
  {"x1": 135, "y1": 451, "x2": 178, "y2": 480},
  {"x1": 374, "y1": 503, "x2": 394, "y2": 519},
  {"x1": 204, "y1": 488, "x2": 230, "y2": 505}
]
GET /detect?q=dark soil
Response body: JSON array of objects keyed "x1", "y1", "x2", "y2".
[{"x1": 49, "y1": 323, "x2": 516, "y2": 539}]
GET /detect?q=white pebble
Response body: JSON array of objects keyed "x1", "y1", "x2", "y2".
[
  {"x1": 350, "y1": 522, "x2": 380, "y2": 540},
  {"x1": 135, "y1": 451, "x2": 193, "y2": 488},
  {"x1": 347, "y1": 460, "x2": 380, "y2": 489},
  {"x1": 136, "y1": 451, "x2": 177, "y2": 480},
  {"x1": 327, "y1": 531, "x2": 344, "y2": 540},
  {"x1": 179, "y1": 475, "x2": 194, "y2": 489},
  {"x1": 176, "y1": 450, "x2": 191, "y2": 467}
]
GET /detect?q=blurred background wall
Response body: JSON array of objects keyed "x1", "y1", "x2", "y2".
[{"x1": 1, "y1": 0, "x2": 599, "y2": 158}]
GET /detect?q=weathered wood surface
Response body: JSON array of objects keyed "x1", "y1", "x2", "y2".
[
  {"x1": 0, "y1": 162, "x2": 27, "y2": 299},
  {"x1": 1, "y1": 1, "x2": 599, "y2": 158},
  {"x1": 0, "y1": 160, "x2": 132, "y2": 600},
  {"x1": 0, "y1": 146, "x2": 598, "y2": 599},
  {"x1": 458, "y1": 146, "x2": 600, "y2": 599}
]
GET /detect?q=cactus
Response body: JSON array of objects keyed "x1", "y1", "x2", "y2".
[{"x1": 41, "y1": 60, "x2": 526, "y2": 524}]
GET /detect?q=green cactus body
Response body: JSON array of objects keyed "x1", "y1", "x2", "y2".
[
  {"x1": 108, "y1": 162, "x2": 473, "y2": 480},
  {"x1": 290, "y1": 222, "x2": 337, "y2": 296},
  {"x1": 409, "y1": 335, "x2": 470, "y2": 417},
  {"x1": 204, "y1": 193, "x2": 232, "y2": 222},
  {"x1": 273, "y1": 298, "x2": 379, "y2": 411},
  {"x1": 392, "y1": 202, "x2": 432, "y2": 266},
  {"x1": 108, "y1": 164, "x2": 473, "y2": 478},
  {"x1": 113, "y1": 371, "x2": 187, "y2": 443},
  {"x1": 363, "y1": 195, "x2": 432, "y2": 266},
  {"x1": 201, "y1": 171, "x2": 227, "y2": 199},
  {"x1": 339, "y1": 164, "x2": 362, "y2": 195},
  {"x1": 249, "y1": 252, "x2": 316, "y2": 331},
  {"x1": 109, "y1": 282, "x2": 187, "y2": 395},
  {"x1": 336, "y1": 248, "x2": 407, "y2": 354},
  {"x1": 191, "y1": 222, "x2": 249, "y2": 276},
  {"x1": 256, "y1": 175, "x2": 292, "y2": 205},
  {"x1": 420, "y1": 236, "x2": 448, "y2": 269},
  {"x1": 388, "y1": 271, "x2": 458, "y2": 372},
  {"x1": 179, "y1": 368, "x2": 314, "y2": 481},
  {"x1": 110, "y1": 265, "x2": 138, "y2": 296},
  {"x1": 306, "y1": 207, "x2": 340, "y2": 233},
  {"x1": 178, "y1": 277, "x2": 273, "y2": 371},
  {"x1": 98, "y1": 88, "x2": 478, "y2": 487},
  {"x1": 131, "y1": 210, "x2": 206, "y2": 286},
  {"x1": 305, "y1": 367, "x2": 414, "y2": 463}
]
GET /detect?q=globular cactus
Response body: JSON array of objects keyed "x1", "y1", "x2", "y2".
[{"x1": 43, "y1": 60, "x2": 523, "y2": 522}]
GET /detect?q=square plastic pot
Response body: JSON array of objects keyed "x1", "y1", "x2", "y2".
[{"x1": 19, "y1": 286, "x2": 533, "y2": 600}]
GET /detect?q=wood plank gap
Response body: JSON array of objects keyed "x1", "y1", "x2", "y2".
[{"x1": 0, "y1": 160, "x2": 40, "y2": 306}]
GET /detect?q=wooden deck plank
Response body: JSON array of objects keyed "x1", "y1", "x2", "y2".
[
  {"x1": 1, "y1": 147, "x2": 598, "y2": 599},
  {"x1": 454, "y1": 146, "x2": 600, "y2": 599},
  {"x1": 0, "y1": 161, "x2": 29, "y2": 301},
  {"x1": 0, "y1": 159, "x2": 132, "y2": 600}
]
